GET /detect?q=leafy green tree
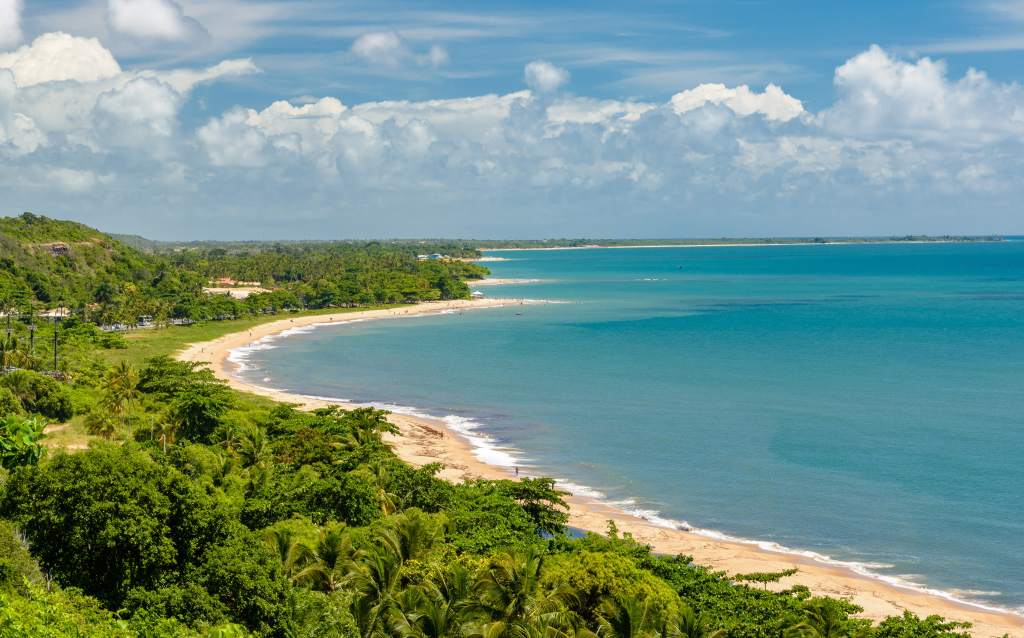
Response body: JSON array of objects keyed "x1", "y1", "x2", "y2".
[
  {"x1": 541, "y1": 551, "x2": 679, "y2": 628},
  {"x1": 0, "y1": 444, "x2": 233, "y2": 610},
  {"x1": 170, "y1": 372, "x2": 234, "y2": 443}
]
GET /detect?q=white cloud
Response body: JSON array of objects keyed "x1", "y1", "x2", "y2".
[
  {"x1": 0, "y1": 0, "x2": 22, "y2": 49},
  {"x1": 352, "y1": 31, "x2": 408, "y2": 66},
  {"x1": 4, "y1": 39, "x2": 1024, "y2": 236},
  {"x1": 820, "y1": 44, "x2": 1024, "y2": 146},
  {"x1": 106, "y1": 0, "x2": 209, "y2": 42},
  {"x1": 197, "y1": 106, "x2": 268, "y2": 166},
  {"x1": 670, "y1": 83, "x2": 804, "y2": 121},
  {"x1": 350, "y1": 31, "x2": 450, "y2": 69},
  {"x1": 417, "y1": 44, "x2": 450, "y2": 67},
  {"x1": 524, "y1": 60, "x2": 570, "y2": 93},
  {"x1": 0, "y1": 32, "x2": 121, "y2": 86}
]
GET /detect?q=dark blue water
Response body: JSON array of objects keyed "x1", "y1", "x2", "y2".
[{"x1": 234, "y1": 242, "x2": 1024, "y2": 613}]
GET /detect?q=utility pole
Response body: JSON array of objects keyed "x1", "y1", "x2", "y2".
[
  {"x1": 27, "y1": 309, "x2": 35, "y2": 355},
  {"x1": 53, "y1": 328, "x2": 58, "y2": 372}
]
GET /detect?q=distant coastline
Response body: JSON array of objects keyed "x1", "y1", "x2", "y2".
[{"x1": 475, "y1": 235, "x2": 1003, "y2": 251}]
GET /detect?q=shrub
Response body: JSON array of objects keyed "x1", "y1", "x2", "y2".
[
  {"x1": 100, "y1": 331, "x2": 128, "y2": 349},
  {"x1": 31, "y1": 373, "x2": 74, "y2": 422}
]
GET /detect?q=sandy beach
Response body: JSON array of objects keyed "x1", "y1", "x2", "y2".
[{"x1": 178, "y1": 299, "x2": 1023, "y2": 638}]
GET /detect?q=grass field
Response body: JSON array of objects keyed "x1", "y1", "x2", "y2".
[{"x1": 103, "y1": 305, "x2": 405, "y2": 366}]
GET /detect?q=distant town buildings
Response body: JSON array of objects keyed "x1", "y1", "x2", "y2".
[{"x1": 417, "y1": 253, "x2": 451, "y2": 260}]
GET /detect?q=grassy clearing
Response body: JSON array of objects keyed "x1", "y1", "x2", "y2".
[
  {"x1": 42, "y1": 417, "x2": 93, "y2": 450},
  {"x1": 101, "y1": 305, "x2": 403, "y2": 366}
]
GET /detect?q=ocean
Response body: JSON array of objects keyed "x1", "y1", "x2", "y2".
[{"x1": 231, "y1": 242, "x2": 1024, "y2": 614}]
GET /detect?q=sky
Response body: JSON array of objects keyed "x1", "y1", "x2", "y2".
[{"x1": 2, "y1": 0, "x2": 1024, "y2": 239}]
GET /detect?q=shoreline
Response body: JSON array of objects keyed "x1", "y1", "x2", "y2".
[
  {"x1": 469, "y1": 278, "x2": 541, "y2": 286},
  {"x1": 177, "y1": 300, "x2": 1023, "y2": 638}
]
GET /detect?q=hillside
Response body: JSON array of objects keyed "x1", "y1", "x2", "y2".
[{"x1": 0, "y1": 213, "x2": 487, "y2": 321}]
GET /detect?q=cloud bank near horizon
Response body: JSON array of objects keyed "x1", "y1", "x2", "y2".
[{"x1": 0, "y1": 33, "x2": 1022, "y2": 238}]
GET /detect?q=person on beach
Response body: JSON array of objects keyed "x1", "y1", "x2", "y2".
[{"x1": 515, "y1": 467, "x2": 519, "y2": 476}]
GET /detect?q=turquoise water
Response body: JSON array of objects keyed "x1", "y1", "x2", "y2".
[{"x1": 233, "y1": 243, "x2": 1024, "y2": 614}]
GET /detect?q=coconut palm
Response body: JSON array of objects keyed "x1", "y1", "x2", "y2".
[
  {"x1": 782, "y1": 600, "x2": 871, "y2": 638},
  {"x1": 595, "y1": 595, "x2": 656, "y2": 638},
  {"x1": 292, "y1": 527, "x2": 360, "y2": 594},
  {"x1": 470, "y1": 546, "x2": 580, "y2": 638},
  {"x1": 210, "y1": 421, "x2": 240, "y2": 453},
  {"x1": 411, "y1": 564, "x2": 474, "y2": 638},
  {"x1": 103, "y1": 361, "x2": 139, "y2": 435},
  {"x1": 0, "y1": 334, "x2": 19, "y2": 373},
  {"x1": 665, "y1": 606, "x2": 726, "y2": 638},
  {"x1": 262, "y1": 528, "x2": 313, "y2": 582},
  {"x1": 344, "y1": 533, "x2": 409, "y2": 638},
  {"x1": 238, "y1": 428, "x2": 273, "y2": 468},
  {"x1": 1, "y1": 370, "x2": 35, "y2": 411},
  {"x1": 84, "y1": 408, "x2": 118, "y2": 440},
  {"x1": 390, "y1": 509, "x2": 443, "y2": 562}
]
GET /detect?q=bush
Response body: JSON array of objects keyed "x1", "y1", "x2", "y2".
[
  {"x1": 100, "y1": 331, "x2": 128, "y2": 349},
  {"x1": 0, "y1": 521, "x2": 44, "y2": 596},
  {"x1": 30, "y1": 373, "x2": 74, "y2": 422}
]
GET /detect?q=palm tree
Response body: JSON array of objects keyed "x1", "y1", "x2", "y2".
[
  {"x1": 292, "y1": 527, "x2": 360, "y2": 594},
  {"x1": 210, "y1": 421, "x2": 240, "y2": 453},
  {"x1": 783, "y1": 600, "x2": 871, "y2": 638},
  {"x1": 238, "y1": 428, "x2": 273, "y2": 468},
  {"x1": 262, "y1": 528, "x2": 313, "y2": 582},
  {"x1": 344, "y1": 534, "x2": 409, "y2": 638},
  {"x1": 410, "y1": 564, "x2": 474, "y2": 638},
  {"x1": 2, "y1": 370, "x2": 36, "y2": 411},
  {"x1": 0, "y1": 334, "x2": 18, "y2": 374},
  {"x1": 390, "y1": 510, "x2": 443, "y2": 562},
  {"x1": 470, "y1": 546, "x2": 579, "y2": 638},
  {"x1": 103, "y1": 361, "x2": 139, "y2": 436},
  {"x1": 84, "y1": 409, "x2": 118, "y2": 440},
  {"x1": 667, "y1": 606, "x2": 726, "y2": 638},
  {"x1": 595, "y1": 596, "x2": 656, "y2": 638}
]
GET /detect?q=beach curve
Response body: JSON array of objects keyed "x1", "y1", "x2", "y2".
[{"x1": 176, "y1": 299, "x2": 1024, "y2": 638}]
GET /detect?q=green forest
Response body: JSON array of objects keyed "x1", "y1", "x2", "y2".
[
  {"x1": 0, "y1": 213, "x2": 989, "y2": 638},
  {"x1": 0, "y1": 213, "x2": 489, "y2": 330}
]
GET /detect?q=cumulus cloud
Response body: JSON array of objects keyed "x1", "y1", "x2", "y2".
[
  {"x1": 524, "y1": 60, "x2": 570, "y2": 93},
  {"x1": 106, "y1": 0, "x2": 210, "y2": 42},
  {"x1": 670, "y1": 83, "x2": 804, "y2": 121},
  {"x1": 0, "y1": 0, "x2": 22, "y2": 49},
  {"x1": 0, "y1": 32, "x2": 121, "y2": 86},
  {"x1": 820, "y1": 44, "x2": 1024, "y2": 146},
  {"x1": 352, "y1": 31, "x2": 406, "y2": 66},
  {"x1": 350, "y1": 31, "x2": 450, "y2": 68}
]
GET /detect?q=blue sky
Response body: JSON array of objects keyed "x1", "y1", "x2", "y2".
[{"x1": 2, "y1": 0, "x2": 1024, "y2": 239}]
